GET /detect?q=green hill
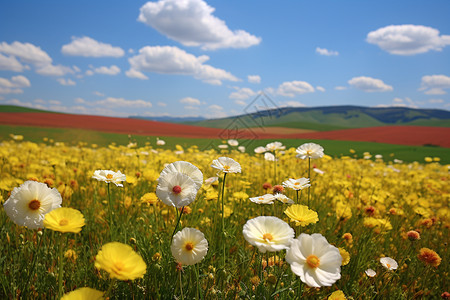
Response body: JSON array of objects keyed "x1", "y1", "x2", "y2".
[{"x1": 0, "y1": 105, "x2": 55, "y2": 113}]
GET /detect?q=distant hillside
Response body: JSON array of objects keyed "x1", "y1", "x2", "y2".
[
  {"x1": 130, "y1": 116, "x2": 206, "y2": 123},
  {"x1": 187, "y1": 106, "x2": 450, "y2": 129},
  {"x1": 0, "y1": 105, "x2": 56, "y2": 113}
]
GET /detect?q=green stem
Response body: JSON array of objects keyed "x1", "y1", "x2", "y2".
[
  {"x1": 105, "y1": 278, "x2": 116, "y2": 298},
  {"x1": 221, "y1": 173, "x2": 227, "y2": 268},
  {"x1": 296, "y1": 190, "x2": 299, "y2": 203},
  {"x1": 171, "y1": 206, "x2": 184, "y2": 243},
  {"x1": 107, "y1": 183, "x2": 114, "y2": 240},
  {"x1": 179, "y1": 270, "x2": 185, "y2": 300},
  {"x1": 57, "y1": 233, "x2": 65, "y2": 299},
  {"x1": 194, "y1": 264, "x2": 201, "y2": 300},
  {"x1": 273, "y1": 151, "x2": 277, "y2": 183},
  {"x1": 21, "y1": 230, "x2": 44, "y2": 299},
  {"x1": 307, "y1": 158, "x2": 311, "y2": 207}
]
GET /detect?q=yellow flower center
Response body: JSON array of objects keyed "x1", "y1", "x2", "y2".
[
  {"x1": 184, "y1": 242, "x2": 194, "y2": 251},
  {"x1": 28, "y1": 199, "x2": 41, "y2": 211},
  {"x1": 306, "y1": 255, "x2": 320, "y2": 268},
  {"x1": 106, "y1": 174, "x2": 114, "y2": 179},
  {"x1": 112, "y1": 261, "x2": 125, "y2": 275},
  {"x1": 386, "y1": 263, "x2": 391, "y2": 268},
  {"x1": 262, "y1": 233, "x2": 273, "y2": 242},
  {"x1": 59, "y1": 219, "x2": 69, "y2": 226},
  {"x1": 223, "y1": 165, "x2": 231, "y2": 171}
]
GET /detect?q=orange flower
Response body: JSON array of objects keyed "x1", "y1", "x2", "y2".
[{"x1": 417, "y1": 248, "x2": 441, "y2": 267}]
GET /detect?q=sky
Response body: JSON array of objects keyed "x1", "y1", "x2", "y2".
[{"x1": 0, "y1": 0, "x2": 449, "y2": 118}]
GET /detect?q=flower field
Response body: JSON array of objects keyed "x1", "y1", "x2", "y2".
[{"x1": 0, "y1": 138, "x2": 448, "y2": 299}]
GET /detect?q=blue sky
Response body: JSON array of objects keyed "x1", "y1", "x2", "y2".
[{"x1": 1, "y1": 0, "x2": 449, "y2": 118}]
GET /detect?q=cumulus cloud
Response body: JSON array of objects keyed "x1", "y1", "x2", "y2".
[
  {"x1": 138, "y1": 0, "x2": 261, "y2": 50},
  {"x1": 316, "y1": 47, "x2": 339, "y2": 56},
  {"x1": 276, "y1": 81, "x2": 315, "y2": 97},
  {"x1": 126, "y1": 45, "x2": 239, "y2": 85},
  {"x1": 375, "y1": 97, "x2": 418, "y2": 108},
  {"x1": 208, "y1": 104, "x2": 223, "y2": 110},
  {"x1": 281, "y1": 101, "x2": 306, "y2": 108},
  {"x1": 95, "y1": 97, "x2": 152, "y2": 108},
  {"x1": 316, "y1": 86, "x2": 325, "y2": 92},
  {"x1": 61, "y1": 36, "x2": 125, "y2": 57},
  {"x1": 367, "y1": 24, "x2": 450, "y2": 55},
  {"x1": 57, "y1": 78, "x2": 76, "y2": 86},
  {"x1": 0, "y1": 53, "x2": 27, "y2": 72},
  {"x1": 157, "y1": 102, "x2": 167, "y2": 107},
  {"x1": 419, "y1": 74, "x2": 450, "y2": 95},
  {"x1": 247, "y1": 75, "x2": 261, "y2": 84},
  {"x1": 35, "y1": 64, "x2": 74, "y2": 76},
  {"x1": 180, "y1": 97, "x2": 201, "y2": 105},
  {"x1": 348, "y1": 76, "x2": 393, "y2": 92},
  {"x1": 0, "y1": 75, "x2": 31, "y2": 94},
  {"x1": 86, "y1": 65, "x2": 121, "y2": 76},
  {"x1": 229, "y1": 87, "x2": 257, "y2": 100}
]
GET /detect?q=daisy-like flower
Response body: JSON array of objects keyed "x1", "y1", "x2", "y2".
[
  {"x1": 380, "y1": 257, "x2": 398, "y2": 270},
  {"x1": 282, "y1": 178, "x2": 311, "y2": 191},
  {"x1": 286, "y1": 233, "x2": 342, "y2": 287},
  {"x1": 254, "y1": 146, "x2": 267, "y2": 154},
  {"x1": 159, "y1": 161, "x2": 203, "y2": 190},
  {"x1": 156, "y1": 172, "x2": 198, "y2": 208},
  {"x1": 266, "y1": 141, "x2": 285, "y2": 151},
  {"x1": 249, "y1": 194, "x2": 276, "y2": 205},
  {"x1": 328, "y1": 290, "x2": 347, "y2": 300},
  {"x1": 242, "y1": 216, "x2": 295, "y2": 253},
  {"x1": 274, "y1": 193, "x2": 294, "y2": 204},
  {"x1": 264, "y1": 152, "x2": 277, "y2": 161},
  {"x1": 204, "y1": 176, "x2": 218, "y2": 185},
  {"x1": 296, "y1": 143, "x2": 324, "y2": 160},
  {"x1": 156, "y1": 138, "x2": 165, "y2": 146},
  {"x1": 339, "y1": 248, "x2": 350, "y2": 266},
  {"x1": 417, "y1": 248, "x2": 441, "y2": 267},
  {"x1": 3, "y1": 181, "x2": 62, "y2": 229},
  {"x1": 365, "y1": 268, "x2": 376, "y2": 277},
  {"x1": 211, "y1": 157, "x2": 241, "y2": 173},
  {"x1": 171, "y1": 227, "x2": 208, "y2": 266},
  {"x1": 95, "y1": 242, "x2": 147, "y2": 281},
  {"x1": 43, "y1": 207, "x2": 85, "y2": 233},
  {"x1": 61, "y1": 287, "x2": 104, "y2": 300},
  {"x1": 284, "y1": 205, "x2": 319, "y2": 227},
  {"x1": 92, "y1": 170, "x2": 126, "y2": 187},
  {"x1": 227, "y1": 139, "x2": 239, "y2": 146}
]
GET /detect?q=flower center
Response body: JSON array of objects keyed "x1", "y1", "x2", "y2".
[
  {"x1": 59, "y1": 219, "x2": 69, "y2": 226},
  {"x1": 262, "y1": 233, "x2": 273, "y2": 242},
  {"x1": 386, "y1": 263, "x2": 391, "y2": 268},
  {"x1": 28, "y1": 199, "x2": 41, "y2": 211},
  {"x1": 112, "y1": 261, "x2": 125, "y2": 274},
  {"x1": 106, "y1": 174, "x2": 114, "y2": 180},
  {"x1": 223, "y1": 165, "x2": 231, "y2": 171},
  {"x1": 184, "y1": 242, "x2": 194, "y2": 251},
  {"x1": 306, "y1": 255, "x2": 320, "y2": 268},
  {"x1": 172, "y1": 185, "x2": 182, "y2": 194}
]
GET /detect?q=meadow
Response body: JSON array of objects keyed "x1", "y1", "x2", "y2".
[{"x1": 0, "y1": 137, "x2": 448, "y2": 299}]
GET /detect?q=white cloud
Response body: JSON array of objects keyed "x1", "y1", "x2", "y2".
[
  {"x1": 276, "y1": 81, "x2": 315, "y2": 97},
  {"x1": 35, "y1": 64, "x2": 74, "y2": 76},
  {"x1": 316, "y1": 47, "x2": 339, "y2": 56},
  {"x1": 367, "y1": 24, "x2": 450, "y2": 55},
  {"x1": 234, "y1": 99, "x2": 246, "y2": 106},
  {"x1": 95, "y1": 97, "x2": 152, "y2": 108},
  {"x1": 335, "y1": 86, "x2": 347, "y2": 90},
  {"x1": 419, "y1": 74, "x2": 450, "y2": 95},
  {"x1": 138, "y1": 0, "x2": 261, "y2": 50},
  {"x1": 316, "y1": 86, "x2": 325, "y2": 92},
  {"x1": 127, "y1": 46, "x2": 239, "y2": 84},
  {"x1": 49, "y1": 100, "x2": 61, "y2": 105},
  {"x1": 375, "y1": 97, "x2": 418, "y2": 108},
  {"x1": 0, "y1": 53, "x2": 27, "y2": 72},
  {"x1": 87, "y1": 65, "x2": 121, "y2": 76},
  {"x1": 0, "y1": 41, "x2": 52, "y2": 66},
  {"x1": 428, "y1": 99, "x2": 444, "y2": 104},
  {"x1": 180, "y1": 97, "x2": 201, "y2": 105},
  {"x1": 93, "y1": 91, "x2": 105, "y2": 97},
  {"x1": 248, "y1": 75, "x2": 261, "y2": 84},
  {"x1": 61, "y1": 36, "x2": 125, "y2": 57},
  {"x1": 208, "y1": 104, "x2": 223, "y2": 110},
  {"x1": 348, "y1": 76, "x2": 393, "y2": 92},
  {"x1": 0, "y1": 75, "x2": 30, "y2": 94},
  {"x1": 281, "y1": 101, "x2": 306, "y2": 108},
  {"x1": 229, "y1": 87, "x2": 256, "y2": 100},
  {"x1": 75, "y1": 97, "x2": 86, "y2": 103},
  {"x1": 57, "y1": 78, "x2": 76, "y2": 86},
  {"x1": 157, "y1": 102, "x2": 167, "y2": 107}
]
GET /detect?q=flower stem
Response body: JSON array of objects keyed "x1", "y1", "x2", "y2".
[
  {"x1": 221, "y1": 173, "x2": 227, "y2": 268},
  {"x1": 194, "y1": 264, "x2": 201, "y2": 300},
  {"x1": 171, "y1": 206, "x2": 184, "y2": 243},
  {"x1": 105, "y1": 278, "x2": 116, "y2": 298},
  {"x1": 107, "y1": 183, "x2": 114, "y2": 240},
  {"x1": 307, "y1": 158, "x2": 311, "y2": 207},
  {"x1": 179, "y1": 270, "x2": 185, "y2": 300},
  {"x1": 21, "y1": 230, "x2": 44, "y2": 299},
  {"x1": 57, "y1": 233, "x2": 65, "y2": 299}
]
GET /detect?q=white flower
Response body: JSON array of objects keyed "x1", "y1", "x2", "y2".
[
  {"x1": 313, "y1": 168, "x2": 325, "y2": 174},
  {"x1": 92, "y1": 170, "x2": 126, "y2": 187},
  {"x1": 380, "y1": 257, "x2": 398, "y2": 270},
  {"x1": 156, "y1": 138, "x2": 165, "y2": 146},
  {"x1": 238, "y1": 146, "x2": 246, "y2": 153},
  {"x1": 159, "y1": 161, "x2": 203, "y2": 190},
  {"x1": 171, "y1": 228, "x2": 208, "y2": 265},
  {"x1": 264, "y1": 152, "x2": 277, "y2": 161},
  {"x1": 254, "y1": 146, "x2": 266, "y2": 154},
  {"x1": 156, "y1": 172, "x2": 198, "y2": 208},
  {"x1": 266, "y1": 141, "x2": 285, "y2": 151},
  {"x1": 242, "y1": 216, "x2": 294, "y2": 253},
  {"x1": 211, "y1": 157, "x2": 241, "y2": 173},
  {"x1": 227, "y1": 139, "x2": 239, "y2": 146},
  {"x1": 365, "y1": 268, "x2": 377, "y2": 277},
  {"x1": 282, "y1": 178, "x2": 311, "y2": 191},
  {"x1": 204, "y1": 176, "x2": 218, "y2": 186},
  {"x1": 3, "y1": 181, "x2": 62, "y2": 229},
  {"x1": 286, "y1": 233, "x2": 342, "y2": 287},
  {"x1": 249, "y1": 194, "x2": 276, "y2": 205},
  {"x1": 218, "y1": 144, "x2": 228, "y2": 149},
  {"x1": 296, "y1": 143, "x2": 324, "y2": 160},
  {"x1": 274, "y1": 193, "x2": 294, "y2": 204}
]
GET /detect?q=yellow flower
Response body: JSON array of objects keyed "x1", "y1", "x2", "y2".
[
  {"x1": 61, "y1": 287, "x2": 103, "y2": 300},
  {"x1": 417, "y1": 248, "x2": 441, "y2": 267},
  {"x1": 284, "y1": 205, "x2": 318, "y2": 227},
  {"x1": 424, "y1": 157, "x2": 433, "y2": 163},
  {"x1": 141, "y1": 192, "x2": 159, "y2": 205},
  {"x1": 43, "y1": 207, "x2": 85, "y2": 233},
  {"x1": 95, "y1": 242, "x2": 147, "y2": 281},
  {"x1": 339, "y1": 248, "x2": 350, "y2": 266},
  {"x1": 328, "y1": 290, "x2": 347, "y2": 300}
]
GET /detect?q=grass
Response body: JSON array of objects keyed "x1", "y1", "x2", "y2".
[
  {"x1": 0, "y1": 105, "x2": 55, "y2": 113},
  {"x1": 1, "y1": 124, "x2": 449, "y2": 164}
]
